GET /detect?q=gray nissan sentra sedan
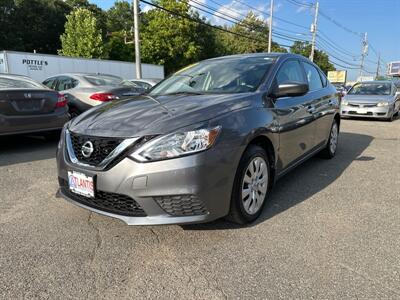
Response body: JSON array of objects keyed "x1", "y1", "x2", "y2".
[{"x1": 56, "y1": 53, "x2": 340, "y2": 225}]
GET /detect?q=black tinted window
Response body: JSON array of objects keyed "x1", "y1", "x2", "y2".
[
  {"x1": 43, "y1": 78, "x2": 56, "y2": 89},
  {"x1": 56, "y1": 77, "x2": 78, "y2": 91},
  {"x1": 302, "y1": 63, "x2": 323, "y2": 91},
  {"x1": 276, "y1": 60, "x2": 305, "y2": 85}
]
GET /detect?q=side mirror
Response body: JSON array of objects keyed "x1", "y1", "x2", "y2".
[{"x1": 272, "y1": 81, "x2": 309, "y2": 98}]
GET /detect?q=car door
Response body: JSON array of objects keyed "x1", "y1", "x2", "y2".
[
  {"x1": 301, "y1": 62, "x2": 337, "y2": 146},
  {"x1": 272, "y1": 59, "x2": 316, "y2": 170}
]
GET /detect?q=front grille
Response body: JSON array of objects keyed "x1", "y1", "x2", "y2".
[
  {"x1": 59, "y1": 178, "x2": 146, "y2": 217},
  {"x1": 154, "y1": 195, "x2": 208, "y2": 216},
  {"x1": 348, "y1": 103, "x2": 376, "y2": 108},
  {"x1": 69, "y1": 132, "x2": 124, "y2": 166}
]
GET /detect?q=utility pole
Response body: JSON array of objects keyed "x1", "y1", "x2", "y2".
[
  {"x1": 359, "y1": 32, "x2": 368, "y2": 80},
  {"x1": 133, "y1": 0, "x2": 142, "y2": 79},
  {"x1": 309, "y1": 1, "x2": 319, "y2": 62},
  {"x1": 375, "y1": 53, "x2": 380, "y2": 79},
  {"x1": 268, "y1": 0, "x2": 274, "y2": 53}
]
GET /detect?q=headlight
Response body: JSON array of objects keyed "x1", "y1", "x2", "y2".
[
  {"x1": 377, "y1": 102, "x2": 389, "y2": 107},
  {"x1": 341, "y1": 100, "x2": 348, "y2": 105},
  {"x1": 131, "y1": 126, "x2": 221, "y2": 162}
]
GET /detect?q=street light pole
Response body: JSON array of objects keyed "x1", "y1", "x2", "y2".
[
  {"x1": 133, "y1": 0, "x2": 142, "y2": 79},
  {"x1": 268, "y1": 0, "x2": 274, "y2": 53},
  {"x1": 309, "y1": 1, "x2": 319, "y2": 62}
]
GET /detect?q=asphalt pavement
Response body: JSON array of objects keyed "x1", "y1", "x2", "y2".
[{"x1": 1, "y1": 118, "x2": 399, "y2": 299}]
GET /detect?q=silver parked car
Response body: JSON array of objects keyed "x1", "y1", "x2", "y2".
[
  {"x1": 56, "y1": 53, "x2": 340, "y2": 225},
  {"x1": 341, "y1": 81, "x2": 400, "y2": 121},
  {"x1": 129, "y1": 78, "x2": 162, "y2": 91},
  {"x1": 43, "y1": 73, "x2": 145, "y2": 118}
]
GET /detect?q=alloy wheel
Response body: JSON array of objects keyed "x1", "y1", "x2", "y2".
[
  {"x1": 330, "y1": 122, "x2": 338, "y2": 154},
  {"x1": 241, "y1": 156, "x2": 268, "y2": 215}
]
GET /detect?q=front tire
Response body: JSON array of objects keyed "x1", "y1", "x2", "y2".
[
  {"x1": 227, "y1": 145, "x2": 270, "y2": 224},
  {"x1": 320, "y1": 120, "x2": 339, "y2": 159}
]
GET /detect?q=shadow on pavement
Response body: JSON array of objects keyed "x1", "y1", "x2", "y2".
[
  {"x1": 0, "y1": 134, "x2": 59, "y2": 167},
  {"x1": 183, "y1": 131, "x2": 374, "y2": 231}
]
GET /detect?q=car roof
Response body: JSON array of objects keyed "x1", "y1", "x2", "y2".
[
  {"x1": 356, "y1": 80, "x2": 393, "y2": 84},
  {"x1": 203, "y1": 52, "x2": 302, "y2": 62},
  {"x1": 0, "y1": 73, "x2": 33, "y2": 79},
  {"x1": 47, "y1": 73, "x2": 122, "y2": 78}
]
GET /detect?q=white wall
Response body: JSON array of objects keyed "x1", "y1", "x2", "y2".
[{"x1": 1, "y1": 51, "x2": 164, "y2": 82}]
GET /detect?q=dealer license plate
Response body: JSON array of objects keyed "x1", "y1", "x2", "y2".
[{"x1": 68, "y1": 171, "x2": 94, "y2": 198}]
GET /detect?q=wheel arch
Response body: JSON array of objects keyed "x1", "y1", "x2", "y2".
[{"x1": 246, "y1": 134, "x2": 277, "y2": 188}]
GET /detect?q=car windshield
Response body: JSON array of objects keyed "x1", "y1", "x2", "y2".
[
  {"x1": 149, "y1": 56, "x2": 276, "y2": 96},
  {"x1": 348, "y1": 83, "x2": 392, "y2": 95},
  {"x1": 0, "y1": 76, "x2": 44, "y2": 89},
  {"x1": 84, "y1": 74, "x2": 135, "y2": 87}
]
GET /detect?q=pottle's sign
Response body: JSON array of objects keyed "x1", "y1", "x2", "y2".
[{"x1": 22, "y1": 58, "x2": 48, "y2": 71}]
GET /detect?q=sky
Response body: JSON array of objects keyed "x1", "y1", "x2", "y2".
[{"x1": 91, "y1": 0, "x2": 400, "y2": 81}]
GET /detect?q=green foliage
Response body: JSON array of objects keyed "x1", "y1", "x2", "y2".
[
  {"x1": 216, "y1": 12, "x2": 286, "y2": 55},
  {"x1": 106, "y1": 1, "x2": 134, "y2": 33},
  {"x1": 59, "y1": 8, "x2": 103, "y2": 58},
  {"x1": 104, "y1": 32, "x2": 134, "y2": 62},
  {"x1": 0, "y1": 0, "x2": 70, "y2": 53},
  {"x1": 290, "y1": 41, "x2": 335, "y2": 73},
  {"x1": 140, "y1": 0, "x2": 212, "y2": 74}
]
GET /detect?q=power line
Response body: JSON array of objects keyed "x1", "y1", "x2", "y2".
[
  {"x1": 233, "y1": 0, "x2": 310, "y2": 30},
  {"x1": 184, "y1": 0, "x2": 310, "y2": 44},
  {"x1": 319, "y1": 9, "x2": 363, "y2": 37},
  {"x1": 284, "y1": 0, "x2": 313, "y2": 8},
  {"x1": 140, "y1": 0, "x2": 293, "y2": 48},
  {"x1": 317, "y1": 30, "x2": 361, "y2": 58},
  {"x1": 205, "y1": 0, "x2": 309, "y2": 37}
]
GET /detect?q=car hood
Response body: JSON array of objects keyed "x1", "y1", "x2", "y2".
[
  {"x1": 344, "y1": 94, "x2": 393, "y2": 103},
  {"x1": 68, "y1": 93, "x2": 253, "y2": 137}
]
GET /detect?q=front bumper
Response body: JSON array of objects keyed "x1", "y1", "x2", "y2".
[
  {"x1": 56, "y1": 132, "x2": 240, "y2": 225},
  {"x1": 341, "y1": 105, "x2": 392, "y2": 119}
]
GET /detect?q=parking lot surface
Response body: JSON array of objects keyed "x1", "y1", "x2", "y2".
[{"x1": 1, "y1": 118, "x2": 399, "y2": 299}]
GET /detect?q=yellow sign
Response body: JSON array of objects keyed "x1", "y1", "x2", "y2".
[{"x1": 327, "y1": 70, "x2": 347, "y2": 83}]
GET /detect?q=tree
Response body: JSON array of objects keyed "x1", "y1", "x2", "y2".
[
  {"x1": 0, "y1": 0, "x2": 70, "y2": 54},
  {"x1": 290, "y1": 41, "x2": 335, "y2": 73},
  {"x1": 59, "y1": 8, "x2": 103, "y2": 58},
  {"x1": 140, "y1": 0, "x2": 212, "y2": 74},
  {"x1": 104, "y1": 32, "x2": 134, "y2": 62},
  {"x1": 106, "y1": 1, "x2": 134, "y2": 33},
  {"x1": 64, "y1": 0, "x2": 107, "y2": 37},
  {"x1": 217, "y1": 12, "x2": 286, "y2": 55}
]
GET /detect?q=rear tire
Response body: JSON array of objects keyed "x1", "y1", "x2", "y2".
[
  {"x1": 226, "y1": 145, "x2": 270, "y2": 224},
  {"x1": 68, "y1": 107, "x2": 80, "y2": 119},
  {"x1": 320, "y1": 119, "x2": 339, "y2": 159}
]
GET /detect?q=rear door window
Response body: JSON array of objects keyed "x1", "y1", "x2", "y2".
[
  {"x1": 43, "y1": 78, "x2": 57, "y2": 90},
  {"x1": 56, "y1": 76, "x2": 78, "y2": 91},
  {"x1": 302, "y1": 62, "x2": 323, "y2": 91}
]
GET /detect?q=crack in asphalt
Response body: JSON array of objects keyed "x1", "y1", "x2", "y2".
[
  {"x1": 150, "y1": 228, "x2": 161, "y2": 244},
  {"x1": 87, "y1": 212, "x2": 102, "y2": 298},
  {"x1": 198, "y1": 269, "x2": 228, "y2": 299}
]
